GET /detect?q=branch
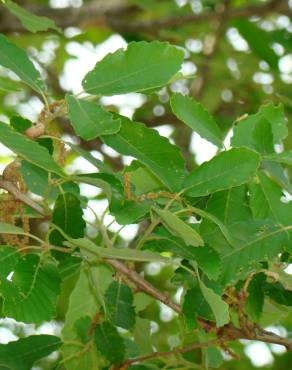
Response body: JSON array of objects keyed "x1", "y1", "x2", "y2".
[
  {"x1": 0, "y1": 0, "x2": 288, "y2": 34},
  {"x1": 103, "y1": 258, "x2": 292, "y2": 355},
  {"x1": 110, "y1": 0, "x2": 288, "y2": 34},
  {"x1": 94, "y1": 211, "x2": 292, "y2": 354},
  {"x1": 120, "y1": 338, "x2": 220, "y2": 367},
  {"x1": 2, "y1": 169, "x2": 291, "y2": 355},
  {"x1": 105, "y1": 258, "x2": 180, "y2": 313},
  {"x1": 216, "y1": 323, "x2": 292, "y2": 351},
  {"x1": 0, "y1": 176, "x2": 47, "y2": 217},
  {"x1": 253, "y1": 327, "x2": 292, "y2": 351},
  {"x1": 0, "y1": 0, "x2": 135, "y2": 33}
]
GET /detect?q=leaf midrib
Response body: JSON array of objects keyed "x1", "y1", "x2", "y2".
[{"x1": 223, "y1": 224, "x2": 292, "y2": 260}]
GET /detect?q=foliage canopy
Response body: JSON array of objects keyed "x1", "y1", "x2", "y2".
[{"x1": 0, "y1": 1, "x2": 291, "y2": 369}]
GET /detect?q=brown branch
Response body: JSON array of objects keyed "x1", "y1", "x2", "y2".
[
  {"x1": 2, "y1": 174, "x2": 291, "y2": 354},
  {"x1": 105, "y1": 258, "x2": 181, "y2": 313},
  {"x1": 0, "y1": 0, "x2": 288, "y2": 34},
  {"x1": 120, "y1": 338, "x2": 220, "y2": 368},
  {"x1": 253, "y1": 327, "x2": 292, "y2": 351},
  {"x1": 110, "y1": 0, "x2": 288, "y2": 34},
  {"x1": 102, "y1": 258, "x2": 292, "y2": 355},
  {"x1": 119, "y1": 322, "x2": 292, "y2": 367},
  {"x1": 216, "y1": 323, "x2": 292, "y2": 351},
  {"x1": 0, "y1": 176, "x2": 47, "y2": 217},
  {"x1": 0, "y1": 0, "x2": 136, "y2": 33}
]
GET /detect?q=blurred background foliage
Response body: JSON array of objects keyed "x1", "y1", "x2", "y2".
[{"x1": 0, "y1": 0, "x2": 292, "y2": 369}]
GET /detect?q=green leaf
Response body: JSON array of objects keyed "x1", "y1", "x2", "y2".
[
  {"x1": 94, "y1": 322, "x2": 125, "y2": 364},
  {"x1": 153, "y1": 208, "x2": 204, "y2": 247},
  {"x1": 50, "y1": 192, "x2": 86, "y2": 249},
  {"x1": 260, "y1": 103, "x2": 288, "y2": 144},
  {"x1": 19, "y1": 160, "x2": 57, "y2": 196},
  {"x1": 0, "y1": 335, "x2": 61, "y2": 370},
  {"x1": 58, "y1": 255, "x2": 81, "y2": 280},
  {"x1": 263, "y1": 151, "x2": 292, "y2": 166},
  {"x1": 77, "y1": 173, "x2": 152, "y2": 225},
  {"x1": 0, "y1": 34, "x2": 45, "y2": 93},
  {"x1": 232, "y1": 114, "x2": 259, "y2": 150},
  {"x1": 198, "y1": 278, "x2": 230, "y2": 327},
  {"x1": 133, "y1": 318, "x2": 152, "y2": 355},
  {"x1": 248, "y1": 117, "x2": 292, "y2": 193},
  {"x1": 233, "y1": 116, "x2": 292, "y2": 192},
  {"x1": 249, "y1": 172, "x2": 292, "y2": 233},
  {"x1": 199, "y1": 186, "x2": 251, "y2": 252},
  {"x1": 252, "y1": 118, "x2": 274, "y2": 154},
  {"x1": 129, "y1": 366, "x2": 157, "y2": 370},
  {"x1": 73, "y1": 174, "x2": 113, "y2": 200},
  {"x1": 0, "y1": 222, "x2": 28, "y2": 235},
  {"x1": 170, "y1": 93, "x2": 222, "y2": 147},
  {"x1": 102, "y1": 115, "x2": 186, "y2": 192},
  {"x1": 232, "y1": 103, "x2": 288, "y2": 148},
  {"x1": 3, "y1": 0, "x2": 61, "y2": 33},
  {"x1": 264, "y1": 162, "x2": 292, "y2": 195},
  {"x1": 220, "y1": 221, "x2": 289, "y2": 284},
  {"x1": 124, "y1": 338, "x2": 141, "y2": 359},
  {"x1": 144, "y1": 229, "x2": 220, "y2": 280},
  {"x1": 205, "y1": 347, "x2": 223, "y2": 369},
  {"x1": 250, "y1": 173, "x2": 292, "y2": 251},
  {"x1": 234, "y1": 19, "x2": 278, "y2": 69},
  {"x1": 66, "y1": 238, "x2": 168, "y2": 262},
  {"x1": 1, "y1": 254, "x2": 60, "y2": 323},
  {"x1": 249, "y1": 118, "x2": 292, "y2": 194},
  {"x1": 245, "y1": 273, "x2": 266, "y2": 320},
  {"x1": 129, "y1": 162, "x2": 164, "y2": 195},
  {"x1": 182, "y1": 286, "x2": 214, "y2": 329},
  {"x1": 112, "y1": 200, "x2": 152, "y2": 225},
  {"x1": 104, "y1": 280, "x2": 135, "y2": 330},
  {"x1": 74, "y1": 316, "x2": 92, "y2": 343},
  {"x1": 188, "y1": 247, "x2": 221, "y2": 280},
  {"x1": 98, "y1": 248, "x2": 168, "y2": 262},
  {"x1": 0, "y1": 123, "x2": 63, "y2": 176},
  {"x1": 82, "y1": 41, "x2": 184, "y2": 95},
  {"x1": 183, "y1": 148, "x2": 260, "y2": 197},
  {"x1": 260, "y1": 300, "x2": 290, "y2": 327},
  {"x1": 0, "y1": 246, "x2": 19, "y2": 278},
  {"x1": 202, "y1": 186, "x2": 252, "y2": 225},
  {"x1": 61, "y1": 263, "x2": 112, "y2": 369},
  {"x1": 79, "y1": 168, "x2": 151, "y2": 225},
  {"x1": 66, "y1": 95, "x2": 121, "y2": 140},
  {"x1": 264, "y1": 282, "x2": 292, "y2": 306},
  {"x1": 0, "y1": 75, "x2": 22, "y2": 92},
  {"x1": 10, "y1": 115, "x2": 31, "y2": 133},
  {"x1": 20, "y1": 160, "x2": 79, "y2": 201},
  {"x1": 192, "y1": 206, "x2": 235, "y2": 247},
  {"x1": 133, "y1": 292, "x2": 153, "y2": 313},
  {"x1": 65, "y1": 141, "x2": 114, "y2": 174}
]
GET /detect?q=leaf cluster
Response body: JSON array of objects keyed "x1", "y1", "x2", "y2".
[{"x1": 0, "y1": 2, "x2": 291, "y2": 370}]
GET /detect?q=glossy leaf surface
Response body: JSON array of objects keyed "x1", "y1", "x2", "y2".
[
  {"x1": 66, "y1": 95, "x2": 121, "y2": 140},
  {"x1": 82, "y1": 41, "x2": 184, "y2": 95}
]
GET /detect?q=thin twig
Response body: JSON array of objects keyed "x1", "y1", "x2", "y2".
[
  {"x1": 0, "y1": 176, "x2": 48, "y2": 217},
  {"x1": 105, "y1": 258, "x2": 180, "y2": 313},
  {"x1": 121, "y1": 338, "x2": 220, "y2": 367}
]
